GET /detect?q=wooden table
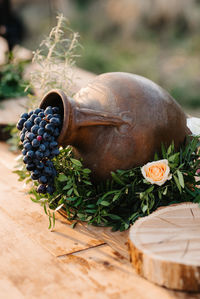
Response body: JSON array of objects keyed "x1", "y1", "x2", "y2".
[{"x1": 0, "y1": 142, "x2": 199, "y2": 299}]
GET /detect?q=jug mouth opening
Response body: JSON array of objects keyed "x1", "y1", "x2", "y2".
[{"x1": 39, "y1": 89, "x2": 71, "y2": 145}]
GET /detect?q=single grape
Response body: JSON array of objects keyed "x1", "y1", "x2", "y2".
[
  {"x1": 27, "y1": 132, "x2": 35, "y2": 141},
  {"x1": 39, "y1": 175, "x2": 48, "y2": 184},
  {"x1": 24, "y1": 142, "x2": 32, "y2": 151},
  {"x1": 30, "y1": 114, "x2": 37, "y2": 122},
  {"x1": 51, "y1": 148, "x2": 60, "y2": 156},
  {"x1": 20, "y1": 133, "x2": 25, "y2": 142},
  {"x1": 35, "y1": 150, "x2": 43, "y2": 160},
  {"x1": 53, "y1": 128, "x2": 60, "y2": 137},
  {"x1": 24, "y1": 120, "x2": 33, "y2": 130},
  {"x1": 35, "y1": 108, "x2": 42, "y2": 114},
  {"x1": 53, "y1": 114, "x2": 61, "y2": 119},
  {"x1": 52, "y1": 107, "x2": 59, "y2": 114},
  {"x1": 22, "y1": 149, "x2": 27, "y2": 156},
  {"x1": 50, "y1": 117, "x2": 60, "y2": 126},
  {"x1": 23, "y1": 156, "x2": 30, "y2": 164},
  {"x1": 45, "y1": 124, "x2": 54, "y2": 134},
  {"x1": 38, "y1": 128, "x2": 45, "y2": 135},
  {"x1": 36, "y1": 162, "x2": 44, "y2": 170},
  {"x1": 44, "y1": 106, "x2": 53, "y2": 115},
  {"x1": 38, "y1": 112, "x2": 45, "y2": 118},
  {"x1": 43, "y1": 132, "x2": 51, "y2": 141},
  {"x1": 31, "y1": 125, "x2": 39, "y2": 134},
  {"x1": 28, "y1": 111, "x2": 33, "y2": 117},
  {"x1": 39, "y1": 120, "x2": 46, "y2": 127},
  {"x1": 37, "y1": 135, "x2": 42, "y2": 142},
  {"x1": 34, "y1": 117, "x2": 42, "y2": 125},
  {"x1": 17, "y1": 118, "x2": 26, "y2": 130},
  {"x1": 32, "y1": 139, "x2": 40, "y2": 148},
  {"x1": 49, "y1": 141, "x2": 58, "y2": 149},
  {"x1": 46, "y1": 114, "x2": 53, "y2": 121},
  {"x1": 43, "y1": 149, "x2": 50, "y2": 158},
  {"x1": 37, "y1": 184, "x2": 46, "y2": 194},
  {"x1": 20, "y1": 112, "x2": 29, "y2": 119},
  {"x1": 44, "y1": 166, "x2": 53, "y2": 175},
  {"x1": 23, "y1": 139, "x2": 29, "y2": 146},
  {"x1": 46, "y1": 185, "x2": 54, "y2": 195},
  {"x1": 39, "y1": 144, "x2": 46, "y2": 152},
  {"x1": 26, "y1": 163, "x2": 35, "y2": 171},
  {"x1": 21, "y1": 127, "x2": 26, "y2": 134},
  {"x1": 31, "y1": 173, "x2": 40, "y2": 180},
  {"x1": 26, "y1": 150, "x2": 34, "y2": 159}
]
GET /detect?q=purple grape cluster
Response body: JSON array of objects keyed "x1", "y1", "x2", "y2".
[{"x1": 17, "y1": 106, "x2": 62, "y2": 194}]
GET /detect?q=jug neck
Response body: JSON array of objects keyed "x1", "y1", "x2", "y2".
[{"x1": 40, "y1": 89, "x2": 127, "y2": 147}]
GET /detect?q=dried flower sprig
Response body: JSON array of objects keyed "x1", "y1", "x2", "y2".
[{"x1": 28, "y1": 13, "x2": 81, "y2": 99}]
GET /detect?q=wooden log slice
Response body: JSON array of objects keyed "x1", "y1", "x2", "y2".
[{"x1": 129, "y1": 203, "x2": 200, "y2": 291}]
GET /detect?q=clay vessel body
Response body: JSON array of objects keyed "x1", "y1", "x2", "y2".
[{"x1": 40, "y1": 72, "x2": 188, "y2": 180}]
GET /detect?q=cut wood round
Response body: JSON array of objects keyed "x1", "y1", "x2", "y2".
[{"x1": 129, "y1": 203, "x2": 200, "y2": 291}]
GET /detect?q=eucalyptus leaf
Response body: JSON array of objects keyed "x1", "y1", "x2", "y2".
[
  {"x1": 70, "y1": 158, "x2": 82, "y2": 167},
  {"x1": 177, "y1": 170, "x2": 184, "y2": 188}
]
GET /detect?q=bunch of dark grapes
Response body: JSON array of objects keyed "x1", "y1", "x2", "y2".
[{"x1": 17, "y1": 106, "x2": 62, "y2": 194}]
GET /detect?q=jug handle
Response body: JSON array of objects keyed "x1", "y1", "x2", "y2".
[{"x1": 74, "y1": 107, "x2": 129, "y2": 128}]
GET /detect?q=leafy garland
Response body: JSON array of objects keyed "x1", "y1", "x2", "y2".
[{"x1": 15, "y1": 135, "x2": 200, "y2": 231}]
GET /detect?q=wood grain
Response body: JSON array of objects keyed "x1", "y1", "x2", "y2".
[{"x1": 129, "y1": 203, "x2": 200, "y2": 291}]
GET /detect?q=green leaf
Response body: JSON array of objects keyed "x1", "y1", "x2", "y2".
[
  {"x1": 163, "y1": 186, "x2": 168, "y2": 195},
  {"x1": 70, "y1": 158, "x2": 82, "y2": 167},
  {"x1": 74, "y1": 188, "x2": 80, "y2": 196},
  {"x1": 177, "y1": 170, "x2": 184, "y2": 188},
  {"x1": 67, "y1": 188, "x2": 73, "y2": 196},
  {"x1": 173, "y1": 175, "x2": 182, "y2": 193},
  {"x1": 62, "y1": 183, "x2": 72, "y2": 190},
  {"x1": 97, "y1": 190, "x2": 118, "y2": 204},
  {"x1": 58, "y1": 174, "x2": 68, "y2": 182},
  {"x1": 142, "y1": 204, "x2": 148, "y2": 213},
  {"x1": 100, "y1": 201, "x2": 110, "y2": 206},
  {"x1": 154, "y1": 152, "x2": 159, "y2": 161},
  {"x1": 83, "y1": 168, "x2": 91, "y2": 174},
  {"x1": 107, "y1": 214, "x2": 122, "y2": 220},
  {"x1": 168, "y1": 153, "x2": 179, "y2": 164},
  {"x1": 111, "y1": 172, "x2": 125, "y2": 186},
  {"x1": 85, "y1": 209, "x2": 97, "y2": 213},
  {"x1": 82, "y1": 180, "x2": 92, "y2": 185},
  {"x1": 161, "y1": 143, "x2": 167, "y2": 158},
  {"x1": 146, "y1": 185, "x2": 154, "y2": 194},
  {"x1": 66, "y1": 197, "x2": 78, "y2": 201}
]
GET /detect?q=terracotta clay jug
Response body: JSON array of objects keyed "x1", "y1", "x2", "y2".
[{"x1": 39, "y1": 72, "x2": 188, "y2": 180}]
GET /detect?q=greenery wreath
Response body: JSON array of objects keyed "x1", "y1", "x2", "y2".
[{"x1": 15, "y1": 135, "x2": 200, "y2": 231}]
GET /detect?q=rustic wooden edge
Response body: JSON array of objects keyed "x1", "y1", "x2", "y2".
[{"x1": 128, "y1": 203, "x2": 200, "y2": 292}]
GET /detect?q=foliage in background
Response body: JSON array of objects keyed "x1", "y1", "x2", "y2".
[
  {"x1": 3, "y1": 125, "x2": 22, "y2": 152},
  {"x1": 69, "y1": 0, "x2": 200, "y2": 111},
  {"x1": 15, "y1": 136, "x2": 200, "y2": 231},
  {"x1": 0, "y1": 58, "x2": 30, "y2": 100}
]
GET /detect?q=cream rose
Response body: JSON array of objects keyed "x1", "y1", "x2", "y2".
[{"x1": 141, "y1": 159, "x2": 172, "y2": 186}]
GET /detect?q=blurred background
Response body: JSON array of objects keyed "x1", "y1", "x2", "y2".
[{"x1": 1, "y1": 0, "x2": 200, "y2": 115}]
